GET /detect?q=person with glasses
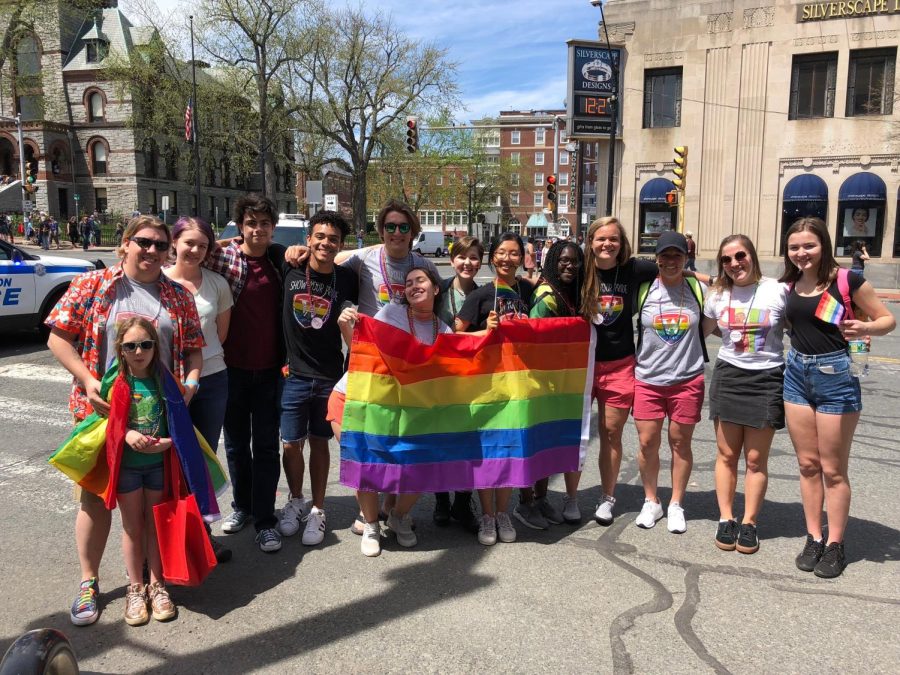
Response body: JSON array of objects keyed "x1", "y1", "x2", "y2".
[
  {"x1": 46, "y1": 214, "x2": 204, "y2": 627},
  {"x1": 701, "y1": 235, "x2": 788, "y2": 555},
  {"x1": 457, "y1": 232, "x2": 535, "y2": 545}
]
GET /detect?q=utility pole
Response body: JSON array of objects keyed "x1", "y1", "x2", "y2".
[
  {"x1": 189, "y1": 16, "x2": 202, "y2": 217},
  {"x1": 597, "y1": 1, "x2": 618, "y2": 216}
]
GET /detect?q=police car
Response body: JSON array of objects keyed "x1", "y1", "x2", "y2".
[{"x1": 0, "y1": 239, "x2": 95, "y2": 332}]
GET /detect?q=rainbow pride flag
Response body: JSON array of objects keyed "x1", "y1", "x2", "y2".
[
  {"x1": 339, "y1": 315, "x2": 594, "y2": 493},
  {"x1": 815, "y1": 292, "x2": 845, "y2": 325}
]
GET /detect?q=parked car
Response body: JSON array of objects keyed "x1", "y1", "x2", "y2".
[
  {"x1": 411, "y1": 231, "x2": 447, "y2": 257},
  {"x1": 218, "y1": 213, "x2": 309, "y2": 248}
]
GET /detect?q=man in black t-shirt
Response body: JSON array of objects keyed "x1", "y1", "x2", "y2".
[{"x1": 279, "y1": 211, "x2": 359, "y2": 546}]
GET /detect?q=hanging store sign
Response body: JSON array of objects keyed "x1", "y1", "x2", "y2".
[{"x1": 566, "y1": 39, "x2": 622, "y2": 140}]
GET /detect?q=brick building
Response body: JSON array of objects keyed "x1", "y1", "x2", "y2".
[{"x1": 0, "y1": 1, "x2": 295, "y2": 227}]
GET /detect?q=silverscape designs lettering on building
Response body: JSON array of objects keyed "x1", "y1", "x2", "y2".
[{"x1": 799, "y1": 0, "x2": 900, "y2": 21}]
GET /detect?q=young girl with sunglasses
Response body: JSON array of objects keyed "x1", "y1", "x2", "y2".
[
  {"x1": 702, "y1": 236, "x2": 788, "y2": 554},
  {"x1": 114, "y1": 317, "x2": 177, "y2": 626},
  {"x1": 780, "y1": 217, "x2": 894, "y2": 578}
]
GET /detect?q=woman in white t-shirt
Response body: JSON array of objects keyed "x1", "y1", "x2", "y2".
[
  {"x1": 330, "y1": 266, "x2": 453, "y2": 557},
  {"x1": 702, "y1": 235, "x2": 787, "y2": 556}
]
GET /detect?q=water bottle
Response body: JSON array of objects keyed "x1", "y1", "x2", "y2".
[{"x1": 848, "y1": 339, "x2": 869, "y2": 378}]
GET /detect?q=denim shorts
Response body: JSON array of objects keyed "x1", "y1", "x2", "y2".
[
  {"x1": 783, "y1": 348, "x2": 862, "y2": 415},
  {"x1": 280, "y1": 374, "x2": 336, "y2": 442},
  {"x1": 117, "y1": 463, "x2": 165, "y2": 493}
]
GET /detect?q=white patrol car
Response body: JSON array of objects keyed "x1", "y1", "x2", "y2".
[{"x1": 0, "y1": 239, "x2": 95, "y2": 332}]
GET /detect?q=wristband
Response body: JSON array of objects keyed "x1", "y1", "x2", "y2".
[{"x1": 184, "y1": 378, "x2": 200, "y2": 389}]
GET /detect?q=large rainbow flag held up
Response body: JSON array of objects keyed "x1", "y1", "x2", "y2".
[{"x1": 340, "y1": 315, "x2": 595, "y2": 493}]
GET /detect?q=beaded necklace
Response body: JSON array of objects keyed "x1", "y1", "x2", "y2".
[
  {"x1": 305, "y1": 262, "x2": 337, "y2": 329},
  {"x1": 379, "y1": 247, "x2": 412, "y2": 305},
  {"x1": 406, "y1": 306, "x2": 439, "y2": 344}
]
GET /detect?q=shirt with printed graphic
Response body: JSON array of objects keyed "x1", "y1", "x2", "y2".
[
  {"x1": 282, "y1": 262, "x2": 359, "y2": 380},
  {"x1": 44, "y1": 263, "x2": 204, "y2": 420},
  {"x1": 704, "y1": 278, "x2": 787, "y2": 370},
  {"x1": 635, "y1": 277, "x2": 706, "y2": 385},
  {"x1": 529, "y1": 283, "x2": 579, "y2": 318},
  {"x1": 458, "y1": 278, "x2": 535, "y2": 330},
  {"x1": 591, "y1": 258, "x2": 658, "y2": 362},
  {"x1": 123, "y1": 376, "x2": 168, "y2": 468},
  {"x1": 340, "y1": 246, "x2": 440, "y2": 317}
]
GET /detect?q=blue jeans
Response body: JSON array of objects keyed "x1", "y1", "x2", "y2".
[
  {"x1": 189, "y1": 369, "x2": 229, "y2": 452},
  {"x1": 280, "y1": 374, "x2": 336, "y2": 442},
  {"x1": 783, "y1": 348, "x2": 862, "y2": 415},
  {"x1": 223, "y1": 366, "x2": 282, "y2": 531}
]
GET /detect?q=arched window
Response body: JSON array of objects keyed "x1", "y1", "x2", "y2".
[
  {"x1": 164, "y1": 144, "x2": 178, "y2": 180},
  {"x1": 15, "y1": 34, "x2": 40, "y2": 76},
  {"x1": 88, "y1": 91, "x2": 105, "y2": 122},
  {"x1": 836, "y1": 172, "x2": 886, "y2": 257},
  {"x1": 90, "y1": 140, "x2": 108, "y2": 175},
  {"x1": 781, "y1": 174, "x2": 828, "y2": 253},
  {"x1": 142, "y1": 139, "x2": 158, "y2": 178},
  {"x1": 15, "y1": 34, "x2": 42, "y2": 121},
  {"x1": 638, "y1": 177, "x2": 678, "y2": 253}
]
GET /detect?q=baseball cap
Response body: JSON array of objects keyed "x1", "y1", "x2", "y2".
[{"x1": 655, "y1": 230, "x2": 688, "y2": 254}]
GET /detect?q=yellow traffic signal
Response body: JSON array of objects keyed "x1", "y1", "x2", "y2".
[{"x1": 672, "y1": 146, "x2": 688, "y2": 190}]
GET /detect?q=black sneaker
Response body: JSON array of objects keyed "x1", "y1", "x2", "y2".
[
  {"x1": 795, "y1": 534, "x2": 825, "y2": 572},
  {"x1": 715, "y1": 520, "x2": 738, "y2": 551},
  {"x1": 433, "y1": 492, "x2": 451, "y2": 526},
  {"x1": 210, "y1": 535, "x2": 233, "y2": 563},
  {"x1": 450, "y1": 492, "x2": 480, "y2": 533},
  {"x1": 735, "y1": 523, "x2": 759, "y2": 554},
  {"x1": 814, "y1": 542, "x2": 846, "y2": 579}
]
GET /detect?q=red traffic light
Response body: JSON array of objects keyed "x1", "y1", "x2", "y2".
[
  {"x1": 406, "y1": 119, "x2": 417, "y2": 130},
  {"x1": 547, "y1": 175, "x2": 556, "y2": 185}
]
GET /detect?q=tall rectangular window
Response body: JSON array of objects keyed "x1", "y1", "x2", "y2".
[
  {"x1": 560, "y1": 150, "x2": 569, "y2": 165},
  {"x1": 94, "y1": 187, "x2": 107, "y2": 212},
  {"x1": 533, "y1": 192, "x2": 543, "y2": 207},
  {"x1": 559, "y1": 172, "x2": 569, "y2": 186},
  {"x1": 511, "y1": 130, "x2": 521, "y2": 145},
  {"x1": 510, "y1": 152, "x2": 521, "y2": 165},
  {"x1": 535, "y1": 127, "x2": 546, "y2": 144},
  {"x1": 534, "y1": 173, "x2": 543, "y2": 186},
  {"x1": 510, "y1": 172, "x2": 519, "y2": 187},
  {"x1": 643, "y1": 67, "x2": 682, "y2": 128},
  {"x1": 789, "y1": 53, "x2": 837, "y2": 119},
  {"x1": 510, "y1": 192, "x2": 520, "y2": 206},
  {"x1": 846, "y1": 48, "x2": 896, "y2": 117},
  {"x1": 534, "y1": 151, "x2": 544, "y2": 166}
]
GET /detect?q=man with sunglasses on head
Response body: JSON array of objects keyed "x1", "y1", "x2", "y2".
[
  {"x1": 203, "y1": 193, "x2": 290, "y2": 553},
  {"x1": 45, "y1": 214, "x2": 203, "y2": 627}
]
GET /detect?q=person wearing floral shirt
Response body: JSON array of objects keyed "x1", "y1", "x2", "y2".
[{"x1": 46, "y1": 215, "x2": 203, "y2": 627}]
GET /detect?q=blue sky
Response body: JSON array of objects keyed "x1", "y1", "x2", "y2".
[{"x1": 132, "y1": 0, "x2": 603, "y2": 121}]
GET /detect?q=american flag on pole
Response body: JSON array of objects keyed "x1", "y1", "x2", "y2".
[{"x1": 184, "y1": 99, "x2": 193, "y2": 143}]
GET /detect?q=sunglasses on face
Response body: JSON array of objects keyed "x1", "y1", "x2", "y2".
[
  {"x1": 131, "y1": 237, "x2": 170, "y2": 252},
  {"x1": 720, "y1": 251, "x2": 748, "y2": 265},
  {"x1": 121, "y1": 340, "x2": 155, "y2": 352},
  {"x1": 384, "y1": 222, "x2": 411, "y2": 234}
]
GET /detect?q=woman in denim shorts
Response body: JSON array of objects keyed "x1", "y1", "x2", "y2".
[{"x1": 781, "y1": 217, "x2": 895, "y2": 578}]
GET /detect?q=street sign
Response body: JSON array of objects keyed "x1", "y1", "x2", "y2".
[
  {"x1": 324, "y1": 194, "x2": 338, "y2": 211},
  {"x1": 23, "y1": 201, "x2": 33, "y2": 211},
  {"x1": 306, "y1": 180, "x2": 323, "y2": 205},
  {"x1": 572, "y1": 119, "x2": 613, "y2": 135},
  {"x1": 566, "y1": 39, "x2": 622, "y2": 140},
  {"x1": 161, "y1": 195, "x2": 170, "y2": 211}
]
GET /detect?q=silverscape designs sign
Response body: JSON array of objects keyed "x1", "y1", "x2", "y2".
[
  {"x1": 798, "y1": 0, "x2": 900, "y2": 21},
  {"x1": 567, "y1": 40, "x2": 622, "y2": 139}
]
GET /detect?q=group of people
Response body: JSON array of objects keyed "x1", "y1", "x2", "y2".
[{"x1": 45, "y1": 194, "x2": 893, "y2": 629}]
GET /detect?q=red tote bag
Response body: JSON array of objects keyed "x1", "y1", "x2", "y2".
[{"x1": 153, "y1": 450, "x2": 217, "y2": 586}]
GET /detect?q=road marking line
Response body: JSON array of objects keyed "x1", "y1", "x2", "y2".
[
  {"x1": 0, "y1": 363, "x2": 71, "y2": 383},
  {"x1": 0, "y1": 396, "x2": 72, "y2": 429}
]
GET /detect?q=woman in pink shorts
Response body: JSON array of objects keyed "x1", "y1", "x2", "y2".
[
  {"x1": 580, "y1": 217, "x2": 659, "y2": 526},
  {"x1": 632, "y1": 231, "x2": 708, "y2": 534}
]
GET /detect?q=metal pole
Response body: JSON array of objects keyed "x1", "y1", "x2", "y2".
[
  {"x1": 190, "y1": 16, "x2": 201, "y2": 217},
  {"x1": 598, "y1": 2, "x2": 617, "y2": 216},
  {"x1": 552, "y1": 116, "x2": 561, "y2": 229},
  {"x1": 16, "y1": 114, "x2": 27, "y2": 215},
  {"x1": 574, "y1": 140, "x2": 584, "y2": 237}
]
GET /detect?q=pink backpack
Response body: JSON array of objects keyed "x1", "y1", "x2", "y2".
[{"x1": 788, "y1": 268, "x2": 855, "y2": 320}]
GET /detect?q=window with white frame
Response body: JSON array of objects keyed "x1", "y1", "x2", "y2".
[
  {"x1": 535, "y1": 127, "x2": 546, "y2": 144},
  {"x1": 511, "y1": 130, "x2": 521, "y2": 145},
  {"x1": 510, "y1": 152, "x2": 521, "y2": 165},
  {"x1": 494, "y1": 195, "x2": 502, "y2": 207},
  {"x1": 533, "y1": 192, "x2": 543, "y2": 207},
  {"x1": 560, "y1": 150, "x2": 569, "y2": 165},
  {"x1": 510, "y1": 192, "x2": 520, "y2": 206},
  {"x1": 436, "y1": 175, "x2": 443, "y2": 185},
  {"x1": 534, "y1": 151, "x2": 544, "y2": 166},
  {"x1": 559, "y1": 172, "x2": 569, "y2": 186},
  {"x1": 559, "y1": 192, "x2": 569, "y2": 208},
  {"x1": 534, "y1": 173, "x2": 543, "y2": 186},
  {"x1": 510, "y1": 172, "x2": 519, "y2": 187},
  {"x1": 560, "y1": 129, "x2": 567, "y2": 142}
]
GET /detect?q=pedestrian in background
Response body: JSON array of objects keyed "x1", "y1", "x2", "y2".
[
  {"x1": 684, "y1": 231, "x2": 697, "y2": 271},
  {"x1": 780, "y1": 217, "x2": 895, "y2": 578},
  {"x1": 849, "y1": 240, "x2": 869, "y2": 278}
]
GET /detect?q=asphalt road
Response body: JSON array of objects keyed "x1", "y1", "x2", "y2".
[{"x1": 0, "y1": 283, "x2": 899, "y2": 673}]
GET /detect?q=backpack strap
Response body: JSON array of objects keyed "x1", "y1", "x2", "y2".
[
  {"x1": 685, "y1": 276, "x2": 709, "y2": 363},
  {"x1": 634, "y1": 281, "x2": 652, "y2": 355},
  {"x1": 836, "y1": 268, "x2": 855, "y2": 321}
]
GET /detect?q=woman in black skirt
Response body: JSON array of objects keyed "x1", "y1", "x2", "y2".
[{"x1": 702, "y1": 235, "x2": 788, "y2": 554}]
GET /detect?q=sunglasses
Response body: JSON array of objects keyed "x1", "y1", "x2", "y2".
[
  {"x1": 384, "y1": 222, "x2": 411, "y2": 234},
  {"x1": 720, "y1": 251, "x2": 748, "y2": 265},
  {"x1": 121, "y1": 340, "x2": 156, "y2": 352},
  {"x1": 131, "y1": 237, "x2": 170, "y2": 252}
]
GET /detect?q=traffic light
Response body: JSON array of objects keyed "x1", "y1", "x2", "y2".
[
  {"x1": 23, "y1": 160, "x2": 38, "y2": 194},
  {"x1": 672, "y1": 146, "x2": 688, "y2": 191},
  {"x1": 665, "y1": 190, "x2": 678, "y2": 205},
  {"x1": 546, "y1": 174, "x2": 557, "y2": 203},
  {"x1": 406, "y1": 116, "x2": 418, "y2": 153}
]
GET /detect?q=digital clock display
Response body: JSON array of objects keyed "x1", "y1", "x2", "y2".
[{"x1": 575, "y1": 94, "x2": 612, "y2": 117}]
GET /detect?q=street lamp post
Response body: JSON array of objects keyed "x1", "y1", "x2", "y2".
[
  {"x1": 590, "y1": 0, "x2": 619, "y2": 216},
  {"x1": 0, "y1": 113, "x2": 29, "y2": 216}
]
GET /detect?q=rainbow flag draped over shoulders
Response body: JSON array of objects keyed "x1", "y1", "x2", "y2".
[
  {"x1": 49, "y1": 364, "x2": 229, "y2": 522},
  {"x1": 340, "y1": 315, "x2": 595, "y2": 493}
]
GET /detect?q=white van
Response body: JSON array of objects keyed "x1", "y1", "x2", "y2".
[
  {"x1": 411, "y1": 231, "x2": 446, "y2": 257},
  {"x1": 219, "y1": 213, "x2": 309, "y2": 247}
]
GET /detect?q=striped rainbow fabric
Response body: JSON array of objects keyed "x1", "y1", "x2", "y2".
[{"x1": 339, "y1": 315, "x2": 595, "y2": 493}]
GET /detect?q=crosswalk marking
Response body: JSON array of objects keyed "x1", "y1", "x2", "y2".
[
  {"x1": 0, "y1": 395, "x2": 72, "y2": 429},
  {"x1": 0, "y1": 363, "x2": 72, "y2": 383}
]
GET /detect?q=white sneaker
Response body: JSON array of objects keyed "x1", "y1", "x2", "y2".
[
  {"x1": 478, "y1": 514, "x2": 497, "y2": 546},
  {"x1": 635, "y1": 499, "x2": 664, "y2": 529},
  {"x1": 667, "y1": 502, "x2": 687, "y2": 534},
  {"x1": 386, "y1": 509, "x2": 417, "y2": 548},
  {"x1": 594, "y1": 494, "x2": 616, "y2": 526},
  {"x1": 361, "y1": 521, "x2": 381, "y2": 557},
  {"x1": 301, "y1": 506, "x2": 326, "y2": 545},
  {"x1": 278, "y1": 496, "x2": 311, "y2": 536},
  {"x1": 562, "y1": 495, "x2": 582, "y2": 523},
  {"x1": 496, "y1": 511, "x2": 517, "y2": 543}
]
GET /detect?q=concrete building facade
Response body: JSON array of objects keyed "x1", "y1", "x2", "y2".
[{"x1": 597, "y1": 0, "x2": 900, "y2": 281}]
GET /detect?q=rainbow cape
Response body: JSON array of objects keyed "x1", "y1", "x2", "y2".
[
  {"x1": 49, "y1": 364, "x2": 228, "y2": 522},
  {"x1": 339, "y1": 315, "x2": 595, "y2": 493}
]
